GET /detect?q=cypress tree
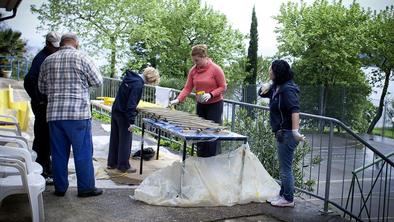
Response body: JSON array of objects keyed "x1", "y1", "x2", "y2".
[{"x1": 243, "y1": 6, "x2": 258, "y2": 104}]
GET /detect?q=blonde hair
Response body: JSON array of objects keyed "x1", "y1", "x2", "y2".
[
  {"x1": 143, "y1": 67, "x2": 160, "y2": 85},
  {"x1": 191, "y1": 44, "x2": 208, "y2": 58}
]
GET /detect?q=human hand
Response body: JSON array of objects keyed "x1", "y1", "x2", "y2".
[
  {"x1": 259, "y1": 82, "x2": 271, "y2": 96},
  {"x1": 169, "y1": 99, "x2": 179, "y2": 106},
  {"x1": 200, "y1": 93, "x2": 212, "y2": 103},
  {"x1": 292, "y1": 129, "x2": 305, "y2": 141},
  {"x1": 128, "y1": 124, "x2": 135, "y2": 132}
]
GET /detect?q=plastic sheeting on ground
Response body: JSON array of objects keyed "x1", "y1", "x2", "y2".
[{"x1": 134, "y1": 144, "x2": 280, "y2": 207}]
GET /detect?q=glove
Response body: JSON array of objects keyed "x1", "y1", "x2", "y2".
[
  {"x1": 292, "y1": 129, "x2": 305, "y2": 141},
  {"x1": 169, "y1": 99, "x2": 179, "y2": 106},
  {"x1": 259, "y1": 82, "x2": 272, "y2": 96},
  {"x1": 128, "y1": 124, "x2": 135, "y2": 132},
  {"x1": 200, "y1": 93, "x2": 212, "y2": 103}
]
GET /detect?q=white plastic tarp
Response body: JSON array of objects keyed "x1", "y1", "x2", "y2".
[{"x1": 134, "y1": 145, "x2": 280, "y2": 206}]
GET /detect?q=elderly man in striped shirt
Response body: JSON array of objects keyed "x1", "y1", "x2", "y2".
[{"x1": 38, "y1": 33, "x2": 103, "y2": 198}]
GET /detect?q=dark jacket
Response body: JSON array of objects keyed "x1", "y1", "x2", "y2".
[
  {"x1": 259, "y1": 80, "x2": 300, "y2": 132},
  {"x1": 24, "y1": 47, "x2": 51, "y2": 104},
  {"x1": 112, "y1": 70, "x2": 144, "y2": 124}
]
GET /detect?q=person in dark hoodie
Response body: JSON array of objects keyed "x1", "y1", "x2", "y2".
[
  {"x1": 107, "y1": 67, "x2": 160, "y2": 173},
  {"x1": 258, "y1": 59, "x2": 304, "y2": 207},
  {"x1": 24, "y1": 31, "x2": 61, "y2": 184}
]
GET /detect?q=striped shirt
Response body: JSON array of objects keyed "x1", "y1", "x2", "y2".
[{"x1": 38, "y1": 46, "x2": 102, "y2": 121}]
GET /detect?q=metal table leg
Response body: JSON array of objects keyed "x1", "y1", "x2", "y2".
[
  {"x1": 179, "y1": 140, "x2": 187, "y2": 197},
  {"x1": 191, "y1": 143, "x2": 195, "y2": 156},
  {"x1": 238, "y1": 138, "x2": 248, "y2": 201},
  {"x1": 139, "y1": 122, "x2": 145, "y2": 175},
  {"x1": 182, "y1": 140, "x2": 187, "y2": 161},
  {"x1": 156, "y1": 129, "x2": 161, "y2": 160}
]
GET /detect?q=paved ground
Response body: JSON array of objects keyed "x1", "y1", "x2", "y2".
[{"x1": 1, "y1": 188, "x2": 347, "y2": 222}]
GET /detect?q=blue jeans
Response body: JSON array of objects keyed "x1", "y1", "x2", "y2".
[
  {"x1": 49, "y1": 119, "x2": 95, "y2": 193},
  {"x1": 277, "y1": 130, "x2": 299, "y2": 202}
]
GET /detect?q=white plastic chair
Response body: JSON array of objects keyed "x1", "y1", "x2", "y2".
[
  {"x1": 0, "y1": 157, "x2": 45, "y2": 222},
  {"x1": 0, "y1": 114, "x2": 21, "y2": 136},
  {"x1": 0, "y1": 145, "x2": 43, "y2": 177},
  {"x1": 0, "y1": 135, "x2": 37, "y2": 161}
]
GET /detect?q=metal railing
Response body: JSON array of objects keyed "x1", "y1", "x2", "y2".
[
  {"x1": 0, "y1": 56, "x2": 29, "y2": 80},
  {"x1": 91, "y1": 77, "x2": 394, "y2": 221}
]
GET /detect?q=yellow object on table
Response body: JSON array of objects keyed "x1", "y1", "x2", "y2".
[
  {"x1": 137, "y1": 101, "x2": 163, "y2": 108},
  {"x1": 92, "y1": 98, "x2": 164, "y2": 112},
  {"x1": 96, "y1": 97, "x2": 115, "y2": 105}
]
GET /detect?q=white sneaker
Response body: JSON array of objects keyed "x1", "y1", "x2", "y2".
[
  {"x1": 270, "y1": 197, "x2": 295, "y2": 207},
  {"x1": 266, "y1": 195, "x2": 282, "y2": 203}
]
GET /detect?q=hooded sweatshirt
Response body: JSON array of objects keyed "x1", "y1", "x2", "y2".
[
  {"x1": 259, "y1": 80, "x2": 300, "y2": 132},
  {"x1": 24, "y1": 47, "x2": 51, "y2": 104},
  {"x1": 112, "y1": 70, "x2": 144, "y2": 124}
]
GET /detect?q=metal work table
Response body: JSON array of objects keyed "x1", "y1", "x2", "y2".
[{"x1": 139, "y1": 118, "x2": 248, "y2": 174}]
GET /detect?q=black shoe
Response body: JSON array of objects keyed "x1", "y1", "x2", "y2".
[
  {"x1": 77, "y1": 188, "x2": 103, "y2": 198},
  {"x1": 118, "y1": 167, "x2": 137, "y2": 174},
  {"x1": 54, "y1": 190, "x2": 66, "y2": 197}
]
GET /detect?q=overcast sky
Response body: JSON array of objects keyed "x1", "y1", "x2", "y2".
[{"x1": 3, "y1": 0, "x2": 392, "y2": 57}]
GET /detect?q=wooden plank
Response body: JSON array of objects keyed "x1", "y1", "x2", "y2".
[{"x1": 139, "y1": 106, "x2": 225, "y2": 130}]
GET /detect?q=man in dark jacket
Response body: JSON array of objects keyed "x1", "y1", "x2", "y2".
[
  {"x1": 107, "y1": 67, "x2": 160, "y2": 173},
  {"x1": 24, "y1": 31, "x2": 60, "y2": 183}
]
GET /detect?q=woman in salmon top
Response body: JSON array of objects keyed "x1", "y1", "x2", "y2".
[{"x1": 170, "y1": 44, "x2": 227, "y2": 157}]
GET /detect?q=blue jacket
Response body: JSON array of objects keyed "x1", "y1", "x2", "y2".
[
  {"x1": 259, "y1": 80, "x2": 300, "y2": 132},
  {"x1": 112, "y1": 70, "x2": 144, "y2": 124},
  {"x1": 24, "y1": 47, "x2": 51, "y2": 104}
]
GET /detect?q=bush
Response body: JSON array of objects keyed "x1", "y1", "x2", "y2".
[{"x1": 230, "y1": 108, "x2": 313, "y2": 191}]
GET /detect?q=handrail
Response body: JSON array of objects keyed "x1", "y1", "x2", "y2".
[
  {"x1": 0, "y1": 56, "x2": 29, "y2": 80},
  {"x1": 228, "y1": 102, "x2": 394, "y2": 167},
  {"x1": 166, "y1": 84, "x2": 394, "y2": 168},
  {"x1": 354, "y1": 151, "x2": 394, "y2": 174},
  {"x1": 294, "y1": 186, "x2": 362, "y2": 221}
]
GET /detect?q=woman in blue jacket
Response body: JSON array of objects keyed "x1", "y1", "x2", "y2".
[
  {"x1": 107, "y1": 67, "x2": 160, "y2": 173},
  {"x1": 258, "y1": 60, "x2": 304, "y2": 207}
]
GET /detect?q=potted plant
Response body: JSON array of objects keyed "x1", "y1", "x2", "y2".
[
  {"x1": 1, "y1": 69, "x2": 12, "y2": 78},
  {"x1": 0, "y1": 28, "x2": 26, "y2": 78}
]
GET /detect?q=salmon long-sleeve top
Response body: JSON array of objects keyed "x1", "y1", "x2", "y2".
[{"x1": 177, "y1": 59, "x2": 227, "y2": 104}]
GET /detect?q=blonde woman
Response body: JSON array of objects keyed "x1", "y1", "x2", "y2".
[
  {"x1": 107, "y1": 67, "x2": 160, "y2": 173},
  {"x1": 170, "y1": 44, "x2": 227, "y2": 157}
]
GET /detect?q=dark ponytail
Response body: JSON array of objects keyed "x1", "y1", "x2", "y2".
[{"x1": 271, "y1": 60, "x2": 294, "y2": 85}]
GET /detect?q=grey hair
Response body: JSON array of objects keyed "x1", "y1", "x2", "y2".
[{"x1": 61, "y1": 32, "x2": 79, "y2": 43}]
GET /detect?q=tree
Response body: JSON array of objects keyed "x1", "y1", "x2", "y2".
[
  {"x1": 226, "y1": 55, "x2": 271, "y2": 102},
  {"x1": 0, "y1": 27, "x2": 26, "y2": 56},
  {"x1": 125, "y1": 0, "x2": 245, "y2": 84},
  {"x1": 363, "y1": 6, "x2": 394, "y2": 133},
  {"x1": 0, "y1": 27, "x2": 26, "y2": 77},
  {"x1": 243, "y1": 6, "x2": 258, "y2": 104},
  {"x1": 274, "y1": 0, "x2": 373, "y2": 131},
  {"x1": 31, "y1": 0, "x2": 158, "y2": 78}
]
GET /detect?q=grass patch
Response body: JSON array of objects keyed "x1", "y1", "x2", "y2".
[
  {"x1": 372, "y1": 127, "x2": 394, "y2": 139},
  {"x1": 92, "y1": 110, "x2": 111, "y2": 123}
]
